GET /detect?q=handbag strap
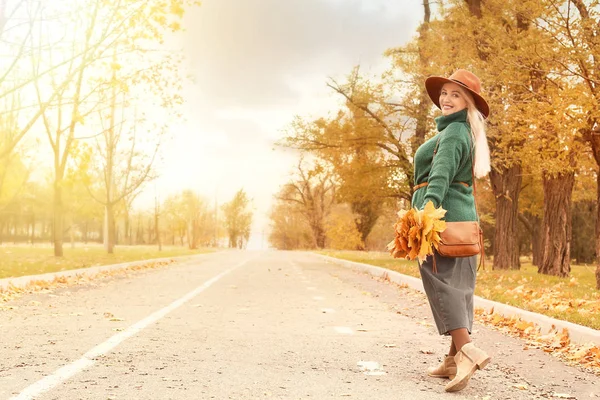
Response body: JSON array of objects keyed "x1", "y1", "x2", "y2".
[
  {"x1": 432, "y1": 132, "x2": 485, "y2": 271},
  {"x1": 432, "y1": 134, "x2": 479, "y2": 222},
  {"x1": 470, "y1": 152, "x2": 485, "y2": 271},
  {"x1": 466, "y1": 139, "x2": 485, "y2": 271}
]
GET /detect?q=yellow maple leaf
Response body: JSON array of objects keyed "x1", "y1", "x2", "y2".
[
  {"x1": 388, "y1": 201, "x2": 447, "y2": 262},
  {"x1": 423, "y1": 200, "x2": 447, "y2": 221}
]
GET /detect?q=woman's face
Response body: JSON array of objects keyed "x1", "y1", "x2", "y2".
[{"x1": 439, "y1": 82, "x2": 468, "y2": 116}]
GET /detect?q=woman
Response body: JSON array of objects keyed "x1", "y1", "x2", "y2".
[{"x1": 411, "y1": 69, "x2": 491, "y2": 392}]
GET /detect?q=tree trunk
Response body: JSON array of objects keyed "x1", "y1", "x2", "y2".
[
  {"x1": 186, "y1": 220, "x2": 193, "y2": 249},
  {"x1": 597, "y1": 169, "x2": 600, "y2": 289},
  {"x1": 352, "y1": 200, "x2": 380, "y2": 248},
  {"x1": 489, "y1": 164, "x2": 522, "y2": 269},
  {"x1": 30, "y1": 213, "x2": 35, "y2": 244},
  {"x1": 12, "y1": 217, "x2": 17, "y2": 244},
  {"x1": 314, "y1": 224, "x2": 326, "y2": 249},
  {"x1": 83, "y1": 221, "x2": 88, "y2": 244},
  {"x1": 306, "y1": 214, "x2": 327, "y2": 249},
  {"x1": 53, "y1": 183, "x2": 64, "y2": 257},
  {"x1": 70, "y1": 223, "x2": 75, "y2": 249},
  {"x1": 137, "y1": 218, "x2": 143, "y2": 244},
  {"x1": 191, "y1": 219, "x2": 198, "y2": 249},
  {"x1": 124, "y1": 211, "x2": 131, "y2": 245},
  {"x1": 155, "y1": 206, "x2": 161, "y2": 251},
  {"x1": 530, "y1": 215, "x2": 543, "y2": 266},
  {"x1": 105, "y1": 204, "x2": 116, "y2": 254},
  {"x1": 539, "y1": 172, "x2": 574, "y2": 277},
  {"x1": 590, "y1": 132, "x2": 600, "y2": 289},
  {"x1": 464, "y1": 0, "x2": 482, "y2": 18},
  {"x1": 519, "y1": 212, "x2": 543, "y2": 266}
]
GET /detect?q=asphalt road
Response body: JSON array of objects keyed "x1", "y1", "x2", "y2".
[{"x1": 0, "y1": 250, "x2": 598, "y2": 400}]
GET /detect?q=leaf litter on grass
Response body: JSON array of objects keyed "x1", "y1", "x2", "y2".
[{"x1": 0, "y1": 260, "x2": 175, "y2": 305}]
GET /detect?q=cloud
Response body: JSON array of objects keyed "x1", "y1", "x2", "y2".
[{"x1": 181, "y1": 0, "x2": 422, "y2": 108}]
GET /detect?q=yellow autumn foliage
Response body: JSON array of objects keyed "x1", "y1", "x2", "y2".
[
  {"x1": 387, "y1": 201, "x2": 446, "y2": 262},
  {"x1": 325, "y1": 205, "x2": 364, "y2": 250}
]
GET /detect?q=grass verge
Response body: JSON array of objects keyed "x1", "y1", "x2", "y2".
[{"x1": 0, "y1": 245, "x2": 215, "y2": 279}]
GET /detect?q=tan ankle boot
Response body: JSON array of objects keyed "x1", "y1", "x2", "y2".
[
  {"x1": 427, "y1": 355, "x2": 456, "y2": 380},
  {"x1": 445, "y1": 343, "x2": 491, "y2": 392}
]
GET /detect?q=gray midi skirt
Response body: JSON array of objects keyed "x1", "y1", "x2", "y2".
[{"x1": 418, "y1": 253, "x2": 478, "y2": 336}]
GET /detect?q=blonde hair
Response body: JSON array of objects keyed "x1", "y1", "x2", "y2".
[{"x1": 456, "y1": 85, "x2": 491, "y2": 178}]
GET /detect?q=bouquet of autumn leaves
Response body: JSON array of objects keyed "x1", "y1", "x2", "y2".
[{"x1": 387, "y1": 200, "x2": 447, "y2": 262}]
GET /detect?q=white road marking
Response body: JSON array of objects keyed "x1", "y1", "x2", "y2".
[
  {"x1": 313, "y1": 296, "x2": 325, "y2": 301},
  {"x1": 334, "y1": 326, "x2": 354, "y2": 335},
  {"x1": 10, "y1": 259, "x2": 251, "y2": 400},
  {"x1": 357, "y1": 361, "x2": 386, "y2": 376},
  {"x1": 307, "y1": 287, "x2": 317, "y2": 291}
]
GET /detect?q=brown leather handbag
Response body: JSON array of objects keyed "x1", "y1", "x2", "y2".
[{"x1": 437, "y1": 221, "x2": 482, "y2": 258}]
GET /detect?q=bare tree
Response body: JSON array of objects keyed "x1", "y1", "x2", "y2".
[
  {"x1": 277, "y1": 161, "x2": 336, "y2": 249},
  {"x1": 88, "y1": 81, "x2": 160, "y2": 254}
]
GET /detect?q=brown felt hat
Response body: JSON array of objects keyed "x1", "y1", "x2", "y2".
[{"x1": 425, "y1": 69, "x2": 490, "y2": 119}]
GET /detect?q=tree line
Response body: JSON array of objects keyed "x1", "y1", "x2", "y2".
[
  {"x1": 270, "y1": 0, "x2": 600, "y2": 288},
  {"x1": 0, "y1": 1, "x2": 254, "y2": 253},
  {"x1": 0, "y1": 180, "x2": 254, "y2": 251}
]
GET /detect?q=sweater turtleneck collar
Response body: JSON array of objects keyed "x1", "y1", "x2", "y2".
[{"x1": 435, "y1": 108, "x2": 468, "y2": 132}]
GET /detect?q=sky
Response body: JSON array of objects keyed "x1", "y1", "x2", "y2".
[{"x1": 140, "y1": 0, "x2": 425, "y2": 248}]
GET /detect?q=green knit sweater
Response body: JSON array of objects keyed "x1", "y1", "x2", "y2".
[{"x1": 411, "y1": 109, "x2": 477, "y2": 222}]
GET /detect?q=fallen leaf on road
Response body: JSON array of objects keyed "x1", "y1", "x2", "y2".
[
  {"x1": 109, "y1": 317, "x2": 124, "y2": 322},
  {"x1": 475, "y1": 308, "x2": 600, "y2": 375},
  {"x1": 553, "y1": 393, "x2": 576, "y2": 399},
  {"x1": 513, "y1": 384, "x2": 528, "y2": 390}
]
